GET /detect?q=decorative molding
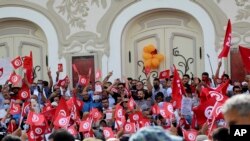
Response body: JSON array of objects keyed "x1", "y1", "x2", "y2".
[
  {"x1": 96, "y1": 0, "x2": 140, "y2": 56},
  {"x1": 236, "y1": 4, "x2": 250, "y2": 20},
  {"x1": 191, "y1": 0, "x2": 228, "y2": 51},
  {"x1": 0, "y1": 42, "x2": 9, "y2": 57}
]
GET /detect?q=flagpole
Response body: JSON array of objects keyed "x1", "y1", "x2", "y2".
[{"x1": 207, "y1": 54, "x2": 216, "y2": 87}]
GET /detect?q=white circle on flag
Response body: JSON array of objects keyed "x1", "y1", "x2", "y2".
[
  {"x1": 59, "y1": 118, "x2": 68, "y2": 126},
  {"x1": 83, "y1": 122, "x2": 90, "y2": 129},
  {"x1": 125, "y1": 124, "x2": 131, "y2": 131},
  {"x1": 133, "y1": 114, "x2": 139, "y2": 121},
  {"x1": 167, "y1": 105, "x2": 173, "y2": 113},
  {"x1": 209, "y1": 91, "x2": 223, "y2": 101},
  {"x1": 11, "y1": 76, "x2": 18, "y2": 83},
  {"x1": 35, "y1": 127, "x2": 42, "y2": 135},
  {"x1": 81, "y1": 78, "x2": 86, "y2": 84},
  {"x1": 32, "y1": 114, "x2": 39, "y2": 122},
  {"x1": 117, "y1": 109, "x2": 123, "y2": 118},
  {"x1": 21, "y1": 91, "x2": 28, "y2": 98},
  {"x1": 14, "y1": 59, "x2": 22, "y2": 67},
  {"x1": 188, "y1": 133, "x2": 195, "y2": 140},
  {"x1": 104, "y1": 130, "x2": 110, "y2": 137},
  {"x1": 204, "y1": 106, "x2": 213, "y2": 119}
]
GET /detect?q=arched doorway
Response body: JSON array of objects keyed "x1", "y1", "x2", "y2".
[
  {"x1": 0, "y1": 19, "x2": 48, "y2": 81},
  {"x1": 122, "y1": 10, "x2": 203, "y2": 80}
]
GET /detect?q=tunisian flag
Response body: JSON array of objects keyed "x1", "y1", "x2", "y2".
[
  {"x1": 182, "y1": 129, "x2": 198, "y2": 141},
  {"x1": 11, "y1": 56, "x2": 23, "y2": 69},
  {"x1": 171, "y1": 65, "x2": 186, "y2": 109},
  {"x1": 23, "y1": 51, "x2": 33, "y2": 84},
  {"x1": 218, "y1": 19, "x2": 232, "y2": 58},
  {"x1": 239, "y1": 46, "x2": 250, "y2": 72}
]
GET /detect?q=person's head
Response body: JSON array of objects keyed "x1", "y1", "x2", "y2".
[
  {"x1": 155, "y1": 92, "x2": 164, "y2": 103},
  {"x1": 53, "y1": 129, "x2": 75, "y2": 141},
  {"x1": 48, "y1": 130, "x2": 58, "y2": 141},
  {"x1": 116, "y1": 95, "x2": 122, "y2": 104},
  {"x1": 153, "y1": 78, "x2": 160, "y2": 90},
  {"x1": 212, "y1": 127, "x2": 230, "y2": 141},
  {"x1": 201, "y1": 72, "x2": 209, "y2": 82},
  {"x1": 117, "y1": 83, "x2": 125, "y2": 92},
  {"x1": 131, "y1": 79, "x2": 138, "y2": 90},
  {"x1": 129, "y1": 126, "x2": 182, "y2": 141},
  {"x1": 136, "y1": 81, "x2": 144, "y2": 90},
  {"x1": 82, "y1": 92, "x2": 90, "y2": 101},
  {"x1": 222, "y1": 94, "x2": 250, "y2": 126},
  {"x1": 2, "y1": 135, "x2": 21, "y2": 141},
  {"x1": 241, "y1": 81, "x2": 248, "y2": 92},
  {"x1": 232, "y1": 86, "x2": 241, "y2": 95},
  {"x1": 137, "y1": 90, "x2": 145, "y2": 100},
  {"x1": 101, "y1": 98, "x2": 109, "y2": 109},
  {"x1": 99, "y1": 119, "x2": 107, "y2": 127},
  {"x1": 182, "y1": 74, "x2": 190, "y2": 85},
  {"x1": 222, "y1": 74, "x2": 230, "y2": 82}
]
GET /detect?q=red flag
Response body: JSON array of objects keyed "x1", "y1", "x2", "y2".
[
  {"x1": 0, "y1": 67, "x2": 3, "y2": 78},
  {"x1": 103, "y1": 127, "x2": 115, "y2": 139},
  {"x1": 89, "y1": 108, "x2": 102, "y2": 121},
  {"x1": 78, "y1": 75, "x2": 88, "y2": 86},
  {"x1": 18, "y1": 86, "x2": 30, "y2": 100},
  {"x1": 218, "y1": 19, "x2": 232, "y2": 58},
  {"x1": 159, "y1": 102, "x2": 174, "y2": 119},
  {"x1": 129, "y1": 111, "x2": 143, "y2": 123},
  {"x1": 151, "y1": 104, "x2": 160, "y2": 115},
  {"x1": 68, "y1": 125, "x2": 78, "y2": 136},
  {"x1": 58, "y1": 63, "x2": 63, "y2": 72},
  {"x1": 128, "y1": 97, "x2": 136, "y2": 110},
  {"x1": 27, "y1": 111, "x2": 45, "y2": 126},
  {"x1": 124, "y1": 122, "x2": 136, "y2": 134},
  {"x1": 42, "y1": 108, "x2": 56, "y2": 120},
  {"x1": 11, "y1": 56, "x2": 23, "y2": 69},
  {"x1": 159, "y1": 70, "x2": 170, "y2": 79},
  {"x1": 72, "y1": 64, "x2": 79, "y2": 74},
  {"x1": 27, "y1": 130, "x2": 42, "y2": 141},
  {"x1": 192, "y1": 98, "x2": 216, "y2": 125},
  {"x1": 239, "y1": 46, "x2": 250, "y2": 72},
  {"x1": 95, "y1": 69, "x2": 102, "y2": 79},
  {"x1": 79, "y1": 119, "x2": 92, "y2": 132},
  {"x1": 55, "y1": 98, "x2": 70, "y2": 117},
  {"x1": 9, "y1": 72, "x2": 22, "y2": 85},
  {"x1": 21, "y1": 102, "x2": 30, "y2": 117},
  {"x1": 139, "y1": 118, "x2": 151, "y2": 128},
  {"x1": 171, "y1": 65, "x2": 185, "y2": 109},
  {"x1": 9, "y1": 101, "x2": 21, "y2": 115},
  {"x1": 23, "y1": 51, "x2": 33, "y2": 84},
  {"x1": 83, "y1": 130, "x2": 95, "y2": 138},
  {"x1": 115, "y1": 104, "x2": 125, "y2": 120},
  {"x1": 211, "y1": 101, "x2": 224, "y2": 119},
  {"x1": 53, "y1": 115, "x2": 70, "y2": 128},
  {"x1": 182, "y1": 129, "x2": 198, "y2": 141},
  {"x1": 32, "y1": 125, "x2": 46, "y2": 136},
  {"x1": 57, "y1": 76, "x2": 68, "y2": 87},
  {"x1": 145, "y1": 67, "x2": 151, "y2": 75}
]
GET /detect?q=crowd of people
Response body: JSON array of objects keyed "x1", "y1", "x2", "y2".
[{"x1": 0, "y1": 60, "x2": 250, "y2": 141}]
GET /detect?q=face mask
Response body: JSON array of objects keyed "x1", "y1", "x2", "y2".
[
  {"x1": 3, "y1": 104, "x2": 9, "y2": 109},
  {"x1": 23, "y1": 124, "x2": 29, "y2": 130},
  {"x1": 93, "y1": 95, "x2": 101, "y2": 101},
  {"x1": 132, "y1": 85, "x2": 136, "y2": 90},
  {"x1": 153, "y1": 84, "x2": 159, "y2": 90}
]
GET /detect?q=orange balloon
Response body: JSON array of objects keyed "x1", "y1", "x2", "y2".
[
  {"x1": 154, "y1": 54, "x2": 164, "y2": 62},
  {"x1": 151, "y1": 58, "x2": 160, "y2": 68},
  {"x1": 147, "y1": 44, "x2": 156, "y2": 53},
  {"x1": 143, "y1": 53, "x2": 153, "y2": 60},
  {"x1": 144, "y1": 59, "x2": 152, "y2": 68}
]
